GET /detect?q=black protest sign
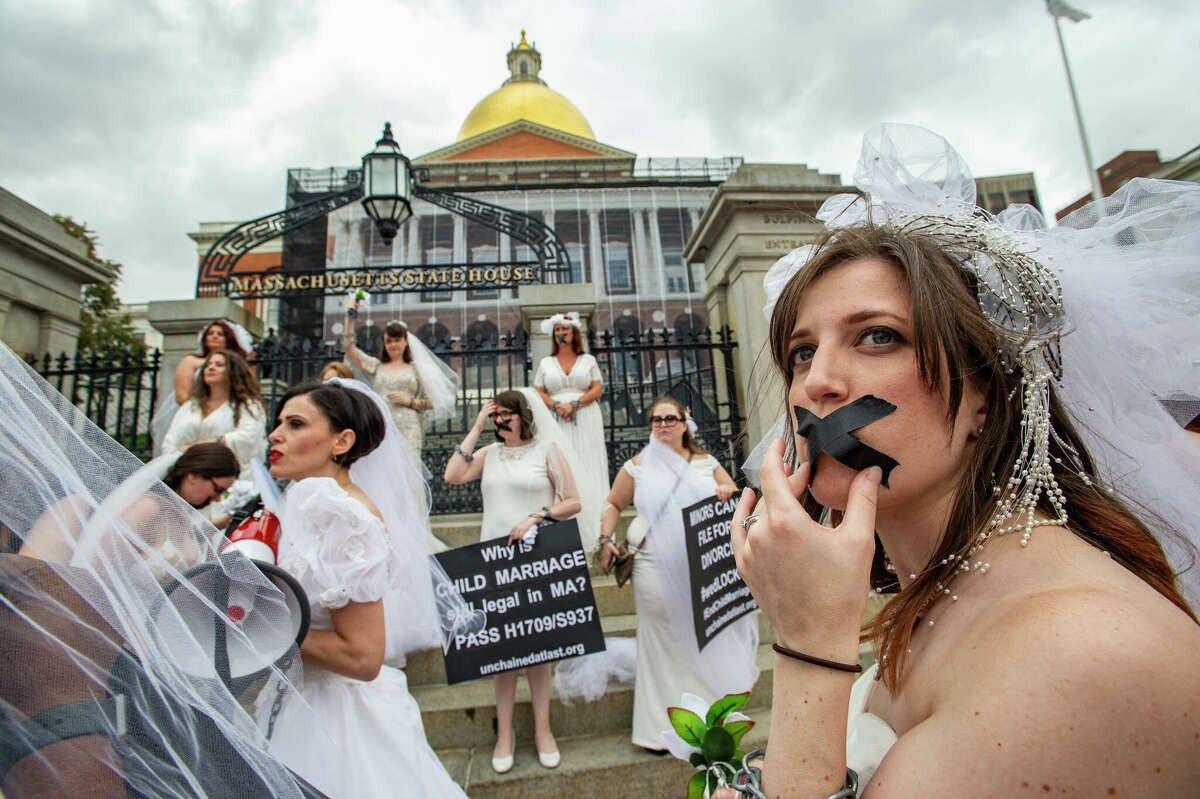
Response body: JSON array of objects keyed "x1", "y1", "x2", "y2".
[
  {"x1": 433, "y1": 518, "x2": 605, "y2": 684},
  {"x1": 682, "y1": 495, "x2": 758, "y2": 650}
]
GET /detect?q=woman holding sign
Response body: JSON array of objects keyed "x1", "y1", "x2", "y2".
[
  {"x1": 598, "y1": 396, "x2": 756, "y2": 752},
  {"x1": 443, "y1": 388, "x2": 582, "y2": 773}
]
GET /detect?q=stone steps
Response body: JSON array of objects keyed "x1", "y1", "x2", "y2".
[
  {"x1": 436, "y1": 711, "x2": 774, "y2": 799},
  {"x1": 416, "y1": 642, "x2": 778, "y2": 751}
]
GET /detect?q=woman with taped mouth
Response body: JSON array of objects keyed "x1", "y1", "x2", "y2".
[
  {"x1": 532, "y1": 311, "x2": 608, "y2": 555},
  {"x1": 443, "y1": 388, "x2": 582, "y2": 774},
  {"x1": 721, "y1": 125, "x2": 1200, "y2": 798},
  {"x1": 596, "y1": 395, "x2": 754, "y2": 754},
  {"x1": 262, "y1": 380, "x2": 471, "y2": 798}
]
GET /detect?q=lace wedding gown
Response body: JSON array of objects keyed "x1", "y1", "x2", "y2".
[
  {"x1": 533, "y1": 353, "x2": 608, "y2": 554},
  {"x1": 257, "y1": 478, "x2": 466, "y2": 799}
]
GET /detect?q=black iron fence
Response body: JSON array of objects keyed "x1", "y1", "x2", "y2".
[
  {"x1": 30, "y1": 348, "x2": 162, "y2": 460},
  {"x1": 26, "y1": 328, "x2": 744, "y2": 515},
  {"x1": 589, "y1": 326, "x2": 745, "y2": 482},
  {"x1": 255, "y1": 333, "x2": 532, "y2": 515}
]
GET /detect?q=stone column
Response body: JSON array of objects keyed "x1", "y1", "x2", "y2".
[
  {"x1": 147, "y1": 298, "x2": 266, "y2": 408},
  {"x1": 38, "y1": 314, "x2": 81, "y2": 358},
  {"x1": 517, "y1": 283, "x2": 598, "y2": 366},
  {"x1": 587, "y1": 210, "x2": 603, "y2": 290},
  {"x1": 452, "y1": 215, "x2": 467, "y2": 262},
  {"x1": 683, "y1": 163, "x2": 848, "y2": 448},
  {"x1": 631, "y1": 209, "x2": 649, "y2": 290}
]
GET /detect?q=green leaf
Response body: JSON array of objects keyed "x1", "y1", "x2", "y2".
[
  {"x1": 668, "y1": 707, "x2": 707, "y2": 747},
  {"x1": 689, "y1": 752, "x2": 707, "y2": 768},
  {"x1": 732, "y1": 749, "x2": 747, "y2": 769},
  {"x1": 687, "y1": 770, "x2": 707, "y2": 799},
  {"x1": 705, "y1": 691, "x2": 750, "y2": 726},
  {"x1": 722, "y1": 719, "x2": 755, "y2": 748},
  {"x1": 701, "y1": 725, "x2": 735, "y2": 763}
]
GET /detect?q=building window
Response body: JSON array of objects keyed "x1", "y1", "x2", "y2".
[
  {"x1": 421, "y1": 247, "x2": 454, "y2": 304},
  {"x1": 468, "y1": 245, "x2": 499, "y2": 300},
  {"x1": 600, "y1": 209, "x2": 635, "y2": 295},
  {"x1": 553, "y1": 211, "x2": 589, "y2": 283},
  {"x1": 658, "y1": 208, "x2": 694, "y2": 294}
]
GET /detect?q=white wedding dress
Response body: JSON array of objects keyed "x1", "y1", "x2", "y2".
[
  {"x1": 845, "y1": 663, "x2": 898, "y2": 793},
  {"x1": 258, "y1": 478, "x2": 466, "y2": 799},
  {"x1": 533, "y1": 353, "x2": 608, "y2": 554}
]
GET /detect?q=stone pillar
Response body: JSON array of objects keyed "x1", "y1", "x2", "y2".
[
  {"x1": 452, "y1": 215, "x2": 467, "y2": 262},
  {"x1": 147, "y1": 298, "x2": 266, "y2": 406},
  {"x1": 587, "y1": 210, "x2": 603, "y2": 289},
  {"x1": 517, "y1": 283, "x2": 598, "y2": 366},
  {"x1": 683, "y1": 162, "x2": 848, "y2": 448},
  {"x1": 39, "y1": 314, "x2": 81, "y2": 358},
  {"x1": 631, "y1": 209, "x2": 649, "y2": 289}
]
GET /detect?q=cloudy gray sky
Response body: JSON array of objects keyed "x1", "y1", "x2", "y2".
[{"x1": 3, "y1": 0, "x2": 1197, "y2": 303}]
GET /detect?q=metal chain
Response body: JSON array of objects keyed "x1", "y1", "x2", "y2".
[
  {"x1": 731, "y1": 750, "x2": 859, "y2": 799},
  {"x1": 265, "y1": 656, "x2": 294, "y2": 741}
]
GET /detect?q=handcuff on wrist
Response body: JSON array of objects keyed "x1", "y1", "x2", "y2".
[
  {"x1": 732, "y1": 749, "x2": 858, "y2": 799},
  {"x1": 454, "y1": 445, "x2": 474, "y2": 462}
]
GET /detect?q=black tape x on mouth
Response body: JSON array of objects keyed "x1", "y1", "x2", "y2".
[{"x1": 793, "y1": 395, "x2": 899, "y2": 487}]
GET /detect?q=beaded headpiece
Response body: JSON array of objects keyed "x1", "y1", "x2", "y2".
[{"x1": 758, "y1": 124, "x2": 1200, "y2": 608}]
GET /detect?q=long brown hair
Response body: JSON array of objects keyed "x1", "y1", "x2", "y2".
[
  {"x1": 200, "y1": 319, "x2": 248, "y2": 357},
  {"x1": 646, "y1": 396, "x2": 705, "y2": 455},
  {"x1": 767, "y1": 224, "x2": 1197, "y2": 689},
  {"x1": 493, "y1": 390, "x2": 535, "y2": 441},
  {"x1": 163, "y1": 442, "x2": 239, "y2": 490},
  {"x1": 550, "y1": 321, "x2": 584, "y2": 356},
  {"x1": 379, "y1": 321, "x2": 413, "y2": 364},
  {"x1": 191, "y1": 349, "x2": 264, "y2": 424}
]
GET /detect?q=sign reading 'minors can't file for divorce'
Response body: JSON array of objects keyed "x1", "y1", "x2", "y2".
[
  {"x1": 682, "y1": 495, "x2": 758, "y2": 651},
  {"x1": 433, "y1": 518, "x2": 606, "y2": 685}
]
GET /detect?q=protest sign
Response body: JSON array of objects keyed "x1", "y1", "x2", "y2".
[
  {"x1": 681, "y1": 495, "x2": 758, "y2": 650},
  {"x1": 433, "y1": 518, "x2": 605, "y2": 684}
]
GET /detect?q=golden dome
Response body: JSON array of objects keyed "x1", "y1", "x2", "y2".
[
  {"x1": 455, "y1": 32, "x2": 595, "y2": 142},
  {"x1": 456, "y1": 82, "x2": 595, "y2": 142}
]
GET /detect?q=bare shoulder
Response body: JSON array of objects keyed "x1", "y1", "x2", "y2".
[{"x1": 869, "y1": 585, "x2": 1200, "y2": 795}]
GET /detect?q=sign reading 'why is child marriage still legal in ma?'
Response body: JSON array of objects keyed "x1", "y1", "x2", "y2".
[
  {"x1": 682, "y1": 495, "x2": 758, "y2": 650},
  {"x1": 434, "y1": 518, "x2": 606, "y2": 685}
]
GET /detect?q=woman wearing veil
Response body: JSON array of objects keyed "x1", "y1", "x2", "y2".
[
  {"x1": 0, "y1": 343, "x2": 327, "y2": 798},
  {"x1": 596, "y1": 396, "x2": 755, "y2": 752},
  {"x1": 719, "y1": 125, "x2": 1200, "y2": 797},
  {"x1": 258, "y1": 379, "x2": 476, "y2": 799},
  {"x1": 443, "y1": 388, "x2": 582, "y2": 774},
  {"x1": 341, "y1": 301, "x2": 458, "y2": 459}
]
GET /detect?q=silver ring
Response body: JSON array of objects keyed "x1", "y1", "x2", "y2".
[{"x1": 741, "y1": 514, "x2": 761, "y2": 531}]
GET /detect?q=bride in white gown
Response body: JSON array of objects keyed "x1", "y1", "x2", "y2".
[{"x1": 258, "y1": 379, "x2": 473, "y2": 799}]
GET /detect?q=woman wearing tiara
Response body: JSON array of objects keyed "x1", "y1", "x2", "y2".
[
  {"x1": 532, "y1": 311, "x2": 608, "y2": 555},
  {"x1": 260, "y1": 379, "x2": 472, "y2": 799},
  {"x1": 719, "y1": 125, "x2": 1200, "y2": 797}
]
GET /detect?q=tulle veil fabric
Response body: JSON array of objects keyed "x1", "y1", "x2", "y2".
[
  {"x1": 0, "y1": 342, "x2": 326, "y2": 798},
  {"x1": 321, "y1": 378, "x2": 483, "y2": 656},
  {"x1": 634, "y1": 436, "x2": 759, "y2": 697},
  {"x1": 749, "y1": 123, "x2": 1200, "y2": 608}
]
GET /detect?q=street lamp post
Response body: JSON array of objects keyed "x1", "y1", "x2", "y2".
[{"x1": 360, "y1": 122, "x2": 413, "y2": 244}]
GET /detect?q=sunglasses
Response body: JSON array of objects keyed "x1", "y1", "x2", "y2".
[{"x1": 650, "y1": 415, "x2": 682, "y2": 427}]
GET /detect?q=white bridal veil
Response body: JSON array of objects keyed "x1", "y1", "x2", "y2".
[{"x1": 0, "y1": 342, "x2": 328, "y2": 798}]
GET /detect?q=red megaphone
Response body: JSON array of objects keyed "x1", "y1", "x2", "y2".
[{"x1": 222, "y1": 509, "x2": 282, "y2": 565}]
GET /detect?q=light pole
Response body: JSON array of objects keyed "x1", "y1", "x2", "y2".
[{"x1": 1047, "y1": 0, "x2": 1103, "y2": 203}]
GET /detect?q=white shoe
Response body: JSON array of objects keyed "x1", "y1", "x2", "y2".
[
  {"x1": 537, "y1": 747, "x2": 560, "y2": 769},
  {"x1": 491, "y1": 753, "x2": 514, "y2": 774}
]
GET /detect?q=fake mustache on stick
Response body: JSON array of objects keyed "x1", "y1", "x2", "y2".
[
  {"x1": 794, "y1": 395, "x2": 899, "y2": 487},
  {"x1": 555, "y1": 334, "x2": 568, "y2": 344}
]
